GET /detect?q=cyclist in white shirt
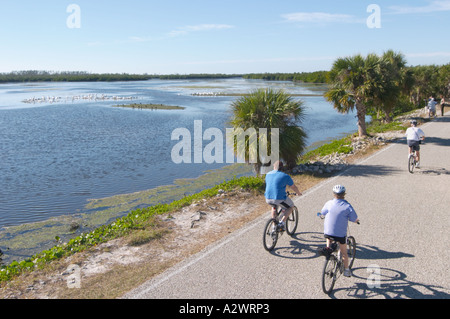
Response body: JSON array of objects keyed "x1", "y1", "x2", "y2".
[{"x1": 405, "y1": 120, "x2": 425, "y2": 168}]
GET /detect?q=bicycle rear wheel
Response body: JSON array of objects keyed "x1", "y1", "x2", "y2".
[
  {"x1": 321, "y1": 255, "x2": 338, "y2": 294},
  {"x1": 262, "y1": 218, "x2": 278, "y2": 251},
  {"x1": 286, "y1": 206, "x2": 298, "y2": 237},
  {"x1": 347, "y1": 236, "x2": 356, "y2": 269},
  {"x1": 408, "y1": 154, "x2": 415, "y2": 173}
]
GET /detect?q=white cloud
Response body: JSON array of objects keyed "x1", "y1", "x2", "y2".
[
  {"x1": 168, "y1": 24, "x2": 235, "y2": 37},
  {"x1": 389, "y1": 0, "x2": 450, "y2": 14},
  {"x1": 281, "y1": 12, "x2": 360, "y2": 24}
]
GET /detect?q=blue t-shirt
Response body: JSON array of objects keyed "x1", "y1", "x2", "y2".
[
  {"x1": 321, "y1": 198, "x2": 358, "y2": 237},
  {"x1": 264, "y1": 170, "x2": 294, "y2": 200}
]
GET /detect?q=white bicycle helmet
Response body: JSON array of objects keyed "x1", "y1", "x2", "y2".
[{"x1": 332, "y1": 185, "x2": 346, "y2": 194}]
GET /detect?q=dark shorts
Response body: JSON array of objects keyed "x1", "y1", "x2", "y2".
[
  {"x1": 324, "y1": 234, "x2": 346, "y2": 244},
  {"x1": 407, "y1": 140, "x2": 421, "y2": 151}
]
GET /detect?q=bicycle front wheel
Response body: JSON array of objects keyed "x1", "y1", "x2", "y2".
[
  {"x1": 347, "y1": 236, "x2": 356, "y2": 269},
  {"x1": 321, "y1": 255, "x2": 338, "y2": 295},
  {"x1": 408, "y1": 154, "x2": 415, "y2": 173},
  {"x1": 286, "y1": 206, "x2": 298, "y2": 237},
  {"x1": 262, "y1": 219, "x2": 278, "y2": 251}
]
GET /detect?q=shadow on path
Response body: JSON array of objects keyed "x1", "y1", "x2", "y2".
[
  {"x1": 334, "y1": 267, "x2": 450, "y2": 299},
  {"x1": 269, "y1": 234, "x2": 415, "y2": 261},
  {"x1": 339, "y1": 165, "x2": 402, "y2": 177},
  {"x1": 270, "y1": 234, "x2": 450, "y2": 299},
  {"x1": 269, "y1": 231, "x2": 323, "y2": 260}
]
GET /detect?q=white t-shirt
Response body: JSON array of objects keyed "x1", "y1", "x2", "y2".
[
  {"x1": 428, "y1": 99, "x2": 437, "y2": 110},
  {"x1": 405, "y1": 127, "x2": 425, "y2": 141}
]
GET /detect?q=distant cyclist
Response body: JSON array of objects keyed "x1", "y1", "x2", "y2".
[
  {"x1": 318, "y1": 185, "x2": 359, "y2": 277},
  {"x1": 405, "y1": 120, "x2": 425, "y2": 168},
  {"x1": 264, "y1": 160, "x2": 301, "y2": 231}
]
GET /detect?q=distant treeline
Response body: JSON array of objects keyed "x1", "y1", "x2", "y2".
[
  {"x1": 157, "y1": 73, "x2": 241, "y2": 80},
  {"x1": 1, "y1": 70, "x2": 329, "y2": 84},
  {"x1": 0, "y1": 70, "x2": 328, "y2": 83},
  {"x1": 0, "y1": 71, "x2": 242, "y2": 83},
  {"x1": 243, "y1": 71, "x2": 329, "y2": 83}
]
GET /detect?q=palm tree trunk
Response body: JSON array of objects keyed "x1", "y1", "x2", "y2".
[{"x1": 355, "y1": 99, "x2": 367, "y2": 137}]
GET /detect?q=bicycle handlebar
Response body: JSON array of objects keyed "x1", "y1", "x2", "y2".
[{"x1": 286, "y1": 191, "x2": 297, "y2": 196}]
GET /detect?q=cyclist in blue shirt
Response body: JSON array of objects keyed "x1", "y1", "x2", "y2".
[
  {"x1": 265, "y1": 160, "x2": 301, "y2": 231},
  {"x1": 319, "y1": 185, "x2": 359, "y2": 277}
]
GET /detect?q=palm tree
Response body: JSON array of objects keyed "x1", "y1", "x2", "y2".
[
  {"x1": 325, "y1": 54, "x2": 380, "y2": 137},
  {"x1": 374, "y1": 50, "x2": 410, "y2": 122},
  {"x1": 409, "y1": 65, "x2": 440, "y2": 107},
  {"x1": 228, "y1": 88, "x2": 307, "y2": 174}
]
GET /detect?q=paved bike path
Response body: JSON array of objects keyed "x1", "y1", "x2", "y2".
[{"x1": 123, "y1": 116, "x2": 450, "y2": 299}]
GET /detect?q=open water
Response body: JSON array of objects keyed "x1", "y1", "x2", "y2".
[{"x1": 0, "y1": 78, "x2": 358, "y2": 262}]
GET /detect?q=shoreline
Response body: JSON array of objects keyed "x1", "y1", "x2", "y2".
[{"x1": 0, "y1": 163, "x2": 254, "y2": 265}]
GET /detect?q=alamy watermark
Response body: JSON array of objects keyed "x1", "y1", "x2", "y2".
[
  {"x1": 66, "y1": 264, "x2": 81, "y2": 288},
  {"x1": 67, "y1": 4, "x2": 81, "y2": 29},
  {"x1": 171, "y1": 120, "x2": 279, "y2": 165},
  {"x1": 366, "y1": 264, "x2": 381, "y2": 288},
  {"x1": 367, "y1": 4, "x2": 381, "y2": 29}
]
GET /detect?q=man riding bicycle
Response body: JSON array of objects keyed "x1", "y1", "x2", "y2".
[
  {"x1": 264, "y1": 160, "x2": 301, "y2": 231},
  {"x1": 318, "y1": 185, "x2": 359, "y2": 277},
  {"x1": 405, "y1": 120, "x2": 425, "y2": 168}
]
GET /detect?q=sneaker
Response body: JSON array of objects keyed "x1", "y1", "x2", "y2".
[
  {"x1": 278, "y1": 222, "x2": 285, "y2": 232},
  {"x1": 344, "y1": 268, "x2": 352, "y2": 277},
  {"x1": 415, "y1": 161, "x2": 420, "y2": 168}
]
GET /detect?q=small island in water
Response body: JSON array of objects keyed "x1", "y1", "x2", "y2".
[{"x1": 113, "y1": 103, "x2": 185, "y2": 110}]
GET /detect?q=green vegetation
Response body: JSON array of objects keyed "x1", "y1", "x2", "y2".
[
  {"x1": 325, "y1": 51, "x2": 450, "y2": 136},
  {"x1": 0, "y1": 176, "x2": 264, "y2": 283},
  {"x1": 299, "y1": 136, "x2": 353, "y2": 164},
  {"x1": 0, "y1": 71, "x2": 152, "y2": 83},
  {"x1": 243, "y1": 71, "x2": 329, "y2": 83},
  {"x1": 113, "y1": 103, "x2": 185, "y2": 110},
  {"x1": 299, "y1": 116, "x2": 409, "y2": 164}
]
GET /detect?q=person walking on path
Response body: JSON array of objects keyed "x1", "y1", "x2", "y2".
[
  {"x1": 264, "y1": 160, "x2": 301, "y2": 231},
  {"x1": 405, "y1": 120, "x2": 426, "y2": 168},
  {"x1": 318, "y1": 185, "x2": 359, "y2": 277}
]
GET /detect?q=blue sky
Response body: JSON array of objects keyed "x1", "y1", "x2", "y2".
[{"x1": 1, "y1": 0, "x2": 449, "y2": 74}]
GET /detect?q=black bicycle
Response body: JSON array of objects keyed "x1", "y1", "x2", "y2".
[
  {"x1": 262, "y1": 192, "x2": 298, "y2": 251},
  {"x1": 318, "y1": 214, "x2": 359, "y2": 294}
]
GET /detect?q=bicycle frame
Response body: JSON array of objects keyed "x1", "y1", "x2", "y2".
[
  {"x1": 318, "y1": 213, "x2": 358, "y2": 294},
  {"x1": 408, "y1": 150, "x2": 418, "y2": 173},
  {"x1": 262, "y1": 192, "x2": 298, "y2": 251}
]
